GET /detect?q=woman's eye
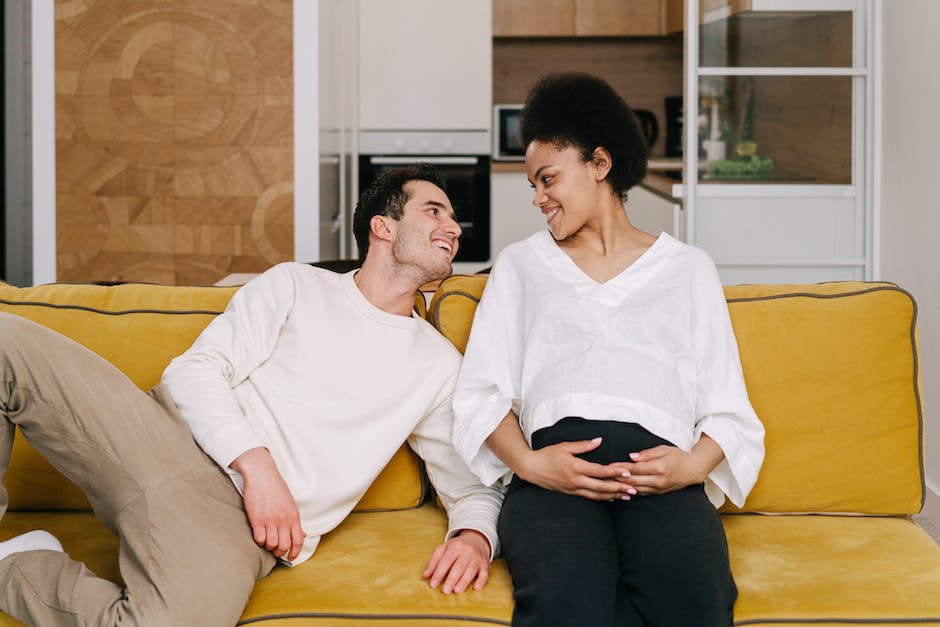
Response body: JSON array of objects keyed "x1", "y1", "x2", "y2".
[{"x1": 541, "y1": 175, "x2": 552, "y2": 185}]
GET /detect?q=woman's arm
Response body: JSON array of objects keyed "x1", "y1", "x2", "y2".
[{"x1": 486, "y1": 411, "x2": 636, "y2": 501}]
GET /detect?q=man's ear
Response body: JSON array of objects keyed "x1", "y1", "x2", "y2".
[
  {"x1": 370, "y1": 214, "x2": 395, "y2": 244},
  {"x1": 590, "y1": 147, "x2": 613, "y2": 181}
]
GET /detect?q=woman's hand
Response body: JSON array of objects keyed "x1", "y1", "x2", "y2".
[
  {"x1": 620, "y1": 435, "x2": 725, "y2": 495},
  {"x1": 520, "y1": 438, "x2": 637, "y2": 501},
  {"x1": 486, "y1": 411, "x2": 635, "y2": 501}
]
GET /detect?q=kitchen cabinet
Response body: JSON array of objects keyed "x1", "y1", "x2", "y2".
[
  {"x1": 359, "y1": 0, "x2": 491, "y2": 131},
  {"x1": 494, "y1": 0, "x2": 669, "y2": 37},
  {"x1": 491, "y1": 169, "x2": 545, "y2": 260},
  {"x1": 625, "y1": 184, "x2": 681, "y2": 239}
]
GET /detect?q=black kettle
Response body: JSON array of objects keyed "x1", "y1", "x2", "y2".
[{"x1": 633, "y1": 109, "x2": 659, "y2": 149}]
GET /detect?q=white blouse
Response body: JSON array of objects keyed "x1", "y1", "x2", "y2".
[{"x1": 452, "y1": 230, "x2": 765, "y2": 508}]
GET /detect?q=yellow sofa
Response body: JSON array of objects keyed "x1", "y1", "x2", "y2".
[{"x1": 2, "y1": 276, "x2": 940, "y2": 626}]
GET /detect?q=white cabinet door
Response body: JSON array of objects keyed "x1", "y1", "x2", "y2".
[
  {"x1": 491, "y1": 171, "x2": 545, "y2": 259},
  {"x1": 358, "y1": 0, "x2": 492, "y2": 131},
  {"x1": 625, "y1": 185, "x2": 680, "y2": 238}
]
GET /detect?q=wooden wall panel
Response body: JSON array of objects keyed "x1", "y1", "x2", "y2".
[{"x1": 55, "y1": 0, "x2": 293, "y2": 285}]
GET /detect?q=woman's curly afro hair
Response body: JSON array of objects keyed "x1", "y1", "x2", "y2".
[{"x1": 520, "y1": 72, "x2": 649, "y2": 198}]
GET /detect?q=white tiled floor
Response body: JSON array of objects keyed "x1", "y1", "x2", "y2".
[{"x1": 914, "y1": 514, "x2": 940, "y2": 545}]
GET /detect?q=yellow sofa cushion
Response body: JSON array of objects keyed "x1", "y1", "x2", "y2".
[
  {"x1": 725, "y1": 513, "x2": 940, "y2": 624},
  {"x1": 0, "y1": 505, "x2": 515, "y2": 627},
  {"x1": 428, "y1": 276, "x2": 924, "y2": 515},
  {"x1": 0, "y1": 281, "x2": 425, "y2": 513},
  {"x1": 4, "y1": 508, "x2": 940, "y2": 626}
]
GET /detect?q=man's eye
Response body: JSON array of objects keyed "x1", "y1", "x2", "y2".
[{"x1": 428, "y1": 208, "x2": 438, "y2": 215}]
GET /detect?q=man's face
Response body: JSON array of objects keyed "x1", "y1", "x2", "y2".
[{"x1": 390, "y1": 180, "x2": 461, "y2": 282}]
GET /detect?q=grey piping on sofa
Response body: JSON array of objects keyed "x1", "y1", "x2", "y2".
[
  {"x1": 237, "y1": 613, "x2": 511, "y2": 625},
  {"x1": 0, "y1": 298, "x2": 226, "y2": 316},
  {"x1": 725, "y1": 284, "x2": 924, "y2": 514},
  {"x1": 734, "y1": 618, "x2": 940, "y2": 624}
]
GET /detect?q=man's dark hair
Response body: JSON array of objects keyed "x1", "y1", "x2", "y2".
[
  {"x1": 353, "y1": 163, "x2": 448, "y2": 260},
  {"x1": 520, "y1": 72, "x2": 648, "y2": 198}
]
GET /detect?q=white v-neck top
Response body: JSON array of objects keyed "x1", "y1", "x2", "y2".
[{"x1": 452, "y1": 230, "x2": 765, "y2": 507}]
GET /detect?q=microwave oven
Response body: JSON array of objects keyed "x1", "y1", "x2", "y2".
[{"x1": 492, "y1": 104, "x2": 525, "y2": 161}]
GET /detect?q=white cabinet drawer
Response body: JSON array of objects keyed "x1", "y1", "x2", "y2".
[{"x1": 695, "y1": 196, "x2": 861, "y2": 261}]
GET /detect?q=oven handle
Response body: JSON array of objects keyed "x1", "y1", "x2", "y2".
[{"x1": 368, "y1": 156, "x2": 480, "y2": 166}]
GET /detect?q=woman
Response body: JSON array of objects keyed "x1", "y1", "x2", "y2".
[{"x1": 452, "y1": 73, "x2": 765, "y2": 626}]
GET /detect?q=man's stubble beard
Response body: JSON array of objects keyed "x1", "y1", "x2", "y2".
[{"x1": 391, "y1": 228, "x2": 453, "y2": 285}]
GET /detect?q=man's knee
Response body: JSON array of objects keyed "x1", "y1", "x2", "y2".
[{"x1": 0, "y1": 314, "x2": 50, "y2": 357}]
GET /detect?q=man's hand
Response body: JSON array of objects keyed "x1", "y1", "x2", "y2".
[
  {"x1": 230, "y1": 447, "x2": 306, "y2": 561},
  {"x1": 423, "y1": 529, "x2": 492, "y2": 595},
  {"x1": 620, "y1": 435, "x2": 725, "y2": 496},
  {"x1": 520, "y1": 438, "x2": 637, "y2": 501}
]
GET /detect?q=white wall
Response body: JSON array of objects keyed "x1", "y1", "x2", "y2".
[
  {"x1": 880, "y1": 0, "x2": 940, "y2": 525},
  {"x1": 32, "y1": 0, "x2": 56, "y2": 285}
]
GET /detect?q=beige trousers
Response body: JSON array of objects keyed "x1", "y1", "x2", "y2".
[{"x1": 0, "y1": 313, "x2": 276, "y2": 626}]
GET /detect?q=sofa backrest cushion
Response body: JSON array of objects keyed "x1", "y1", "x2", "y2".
[
  {"x1": 429, "y1": 276, "x2": 923, "y2": 516},
  {"x1": 0, "y1": 281, "x2": 425, "y2": 513}
]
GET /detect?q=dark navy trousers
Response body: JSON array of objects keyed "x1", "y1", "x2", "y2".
[{"x1": 498, "y1": 417, "x2": 737, "y2": 627}]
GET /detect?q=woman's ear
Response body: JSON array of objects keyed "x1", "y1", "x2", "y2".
[{"x1": 590, "y1": 147, "x2": 613, "y2": 181}]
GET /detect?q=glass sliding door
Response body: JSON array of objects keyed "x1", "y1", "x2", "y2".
[{"x1": 683, "y1": 0, "x2": 872, "y2": 283}]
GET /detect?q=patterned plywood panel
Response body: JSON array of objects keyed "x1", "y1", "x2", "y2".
[{"x1": 55, "y1": 0, "x2": 293, "y2": 285}]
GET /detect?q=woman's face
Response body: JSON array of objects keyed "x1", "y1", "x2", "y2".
[{"x1": 524, "y1": 140, "x2": 609, "y2": 241}]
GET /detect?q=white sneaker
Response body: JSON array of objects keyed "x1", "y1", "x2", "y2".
[{"x1": 0, "y1": 530, "x2": 64, "y2": 561}]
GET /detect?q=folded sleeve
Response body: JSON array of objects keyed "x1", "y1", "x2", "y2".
[
  {"x1": 689, "y1": 254, "x2": 766, "y2": 508},
  {"x1": 161, "y1": 263, "x2": 297, "y2": 472},
  {"x1": 452, "y1": 257, "x2": 524, "y2": 487},
  {"x1": 409, "y1": 374, "x2": 505, "y2": 559}
]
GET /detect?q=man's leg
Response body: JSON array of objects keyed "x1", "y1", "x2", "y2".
[{"x1": 0, "y1": 313, "x2": 275, "y2": 626}]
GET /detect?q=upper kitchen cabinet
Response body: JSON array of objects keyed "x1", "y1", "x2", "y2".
[
  {"x1": 494, "y1": 0, "x2": 671, "y2": 37},
  {"x1": 358, "y1": 0, "x2": 492, "y2": 131}
]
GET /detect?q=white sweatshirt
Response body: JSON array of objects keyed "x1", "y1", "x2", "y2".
[
  {"x1": 162, "y1": 263, "x2": 503, "y2": 565},
  {"x1": 452, "y1": 231, "x2": 765, "y2": 508}
]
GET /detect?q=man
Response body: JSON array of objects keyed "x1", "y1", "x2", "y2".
[{"x1": 0, "y1": 164, "x2": 503, "y2": 626}]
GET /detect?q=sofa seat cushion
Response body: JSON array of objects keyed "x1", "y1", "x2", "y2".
[
  {"x1": 727, "y1": 513, "x2": 940, "y2": 625},
  {"x1": 0, "y1": 281, "x2": 426, "y2": 514},
  {"x1": 0, "y1": 505, "x2": 514, "y2": 626}
]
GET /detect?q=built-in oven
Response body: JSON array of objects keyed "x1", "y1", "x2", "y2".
[{"x1": 358, "y1": 153, "x2": 491, "y2": 263}]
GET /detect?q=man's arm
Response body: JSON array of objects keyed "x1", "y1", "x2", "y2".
[
  {"x1": 230, "y1": 447, "x2": 306, "y2": 561},
  {"x1": 162, "y1": 264, "x2": 304, "y2": 555},
  {"x1": 408, "y1": 377, "x2": 504, "y2": 594}
]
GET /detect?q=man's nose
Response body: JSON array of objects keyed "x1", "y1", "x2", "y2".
[{"x1": 445, "y1": 214, "x2": 462, "y2": 237}]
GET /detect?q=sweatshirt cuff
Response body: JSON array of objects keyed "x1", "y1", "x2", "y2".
[
  {"x1": 444, "y1": 526, "x2": 499, "y2": 561},
  {"x1": 199, "y1": 420, "x2": 269, "y2": 472}
]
